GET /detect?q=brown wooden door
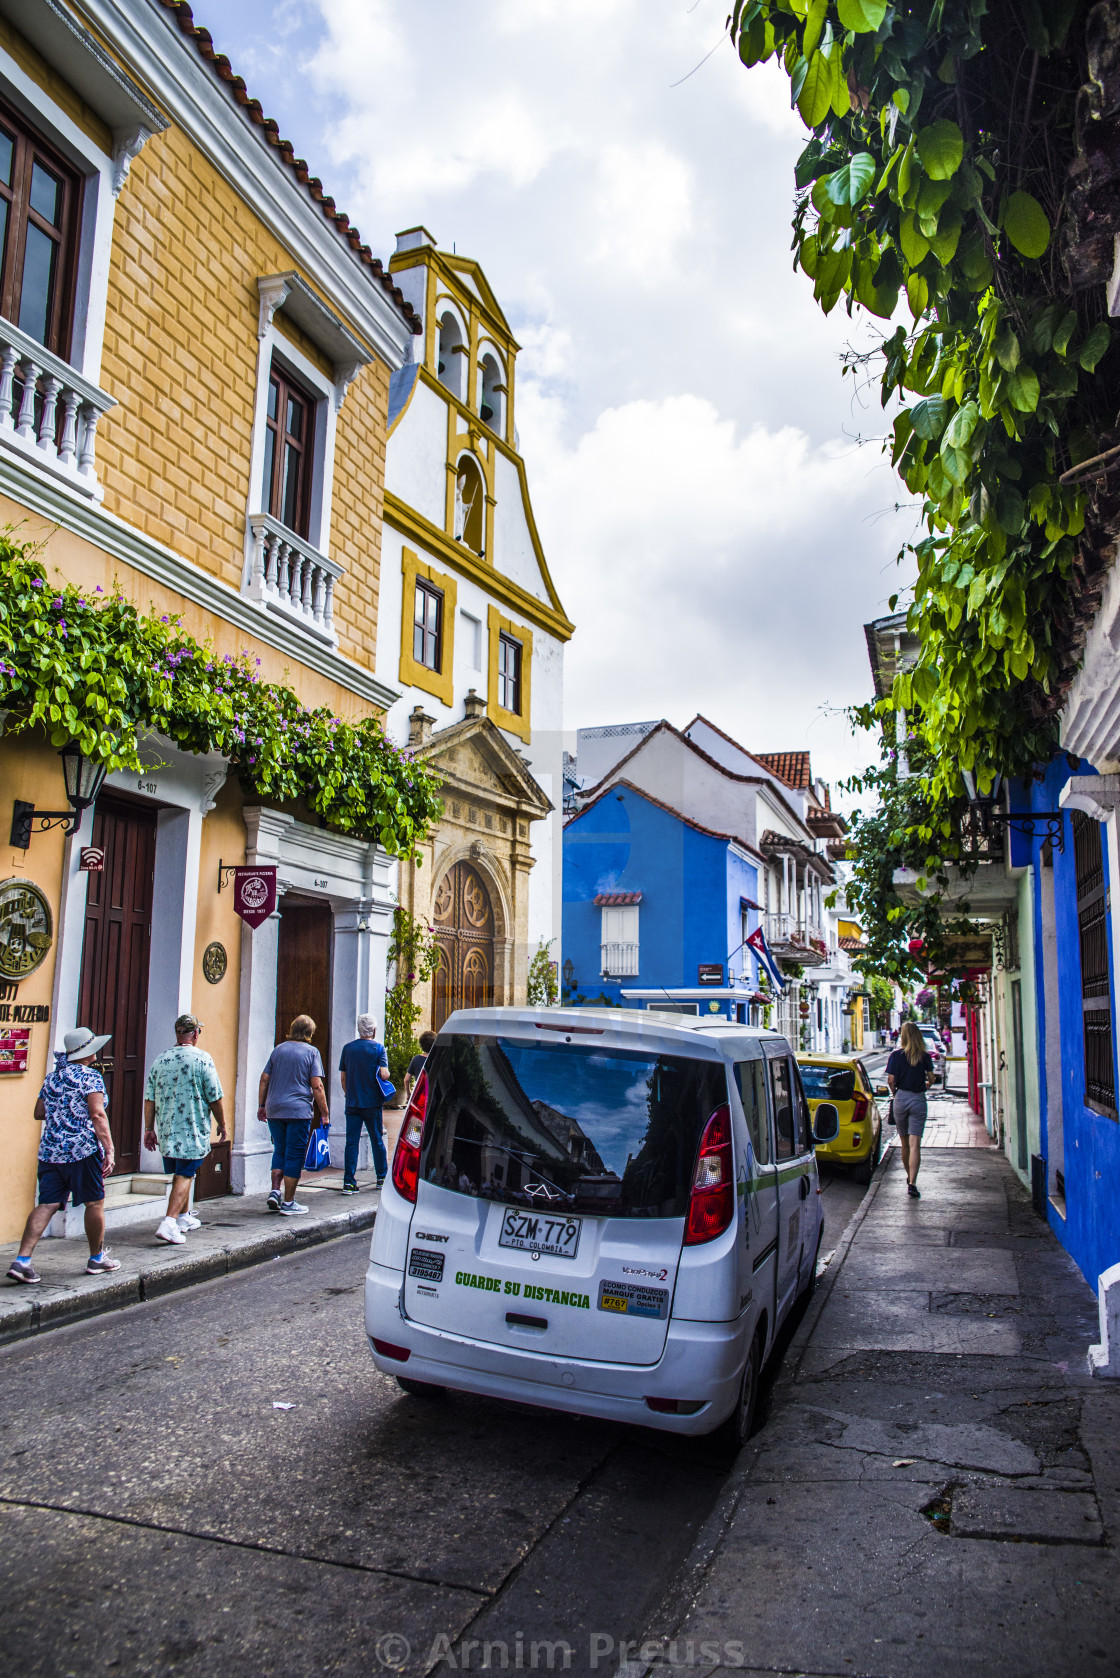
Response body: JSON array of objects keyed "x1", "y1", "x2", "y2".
[
  {"x1": 275, "y1": 901, "x2": 332, "y2": 1081},
  {"x1": 77, "y1": 797, "x2": 157, "y2": 1175},
  {"x1": 432, "y1": 862, "x2": 494, "y2": 1030}
]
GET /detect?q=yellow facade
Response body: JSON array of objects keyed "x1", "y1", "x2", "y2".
[{"x1": 0, "y1": 9, "x2": 417, "y2": 1238}]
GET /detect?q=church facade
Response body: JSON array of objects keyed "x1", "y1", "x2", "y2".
[{"x1": 377, "y1": 230, "x2": 573, "y2": 1027}]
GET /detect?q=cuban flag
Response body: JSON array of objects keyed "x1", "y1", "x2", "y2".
[{"x1": 745, "y1": 924, "x2": 787, "y2": 993}]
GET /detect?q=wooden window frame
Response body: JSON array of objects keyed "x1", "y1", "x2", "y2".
[
  {"x1": 1073, "y1": 810, "x2": 1117, "y2": 1118},
  {"x1": 486, "y1": 607, "x2": 532, "y2": 742},
  {"x1": 0, "y1": 94, "x2": 83, "y2": 360},
  {"x1": 497, "y1": 632, "x2": 522, "y2": 715},
  {"x1": 399, "y1": 547, "x2": 456, "y2": 707},
  {"x1": 263, "y1": 358, "x2": 318, "y2": 539},
  {"x1": 414, "y1": 577, "x2": 444, "y2": 673}
]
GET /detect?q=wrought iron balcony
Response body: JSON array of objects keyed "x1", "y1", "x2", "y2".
[{"x1": 763, "y1": 912, "x2": 829, "y2": 967}]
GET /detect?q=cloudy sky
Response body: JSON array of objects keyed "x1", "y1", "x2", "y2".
[{"x1": 209, "y1": 0, "x2": 918, "y2": 794}]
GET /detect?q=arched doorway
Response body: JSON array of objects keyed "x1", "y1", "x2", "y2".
[{"x1": 432, "y1": 860, "x2": 494, "y2": 1028}]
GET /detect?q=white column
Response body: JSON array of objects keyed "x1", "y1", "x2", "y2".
[
  {"x1": 49, "y1": 804, "x2": 95, "y2": 1038},
  {"x1": 232, "y1": 902, "x2": 282, "y2": 1195}
]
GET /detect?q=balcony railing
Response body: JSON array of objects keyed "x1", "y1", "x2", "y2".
[
  {"x1": 763, "y1": 912, "x2": 829, "y2": 967},
  {"x1": 0, "y1": 318, "x2": 116, "y2": 499},
  {"x1": 246, "y1": 513, "x2": 344, "y2": 646},
  {"x1": 601, "y1": 941, "x2": 639, "y2": 977}
]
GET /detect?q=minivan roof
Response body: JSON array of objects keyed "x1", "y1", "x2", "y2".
[{"x1": 437, "y1": 1005, "x2": 789, "y2": 1050}]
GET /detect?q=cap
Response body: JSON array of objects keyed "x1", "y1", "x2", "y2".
[
  {"x1": 175, "y1": 1014, "x2": 203, "y2": 1034},
  {"x1": 63, "y1": 1027, "x2": 111, "y2": 1062}
]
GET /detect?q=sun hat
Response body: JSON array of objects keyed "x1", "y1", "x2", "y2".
[{"x1": 64, "y1": 1027, "x2": 111, "y2": 1062}]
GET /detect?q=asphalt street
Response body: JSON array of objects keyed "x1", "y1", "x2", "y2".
[{"x1": 0, "y1": 1156, "x2": 876, "y2": 1678}]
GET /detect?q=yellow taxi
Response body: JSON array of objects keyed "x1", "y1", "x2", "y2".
[{"x1": 796, "y1": 1053, "x2": 883, "y2": 1184}]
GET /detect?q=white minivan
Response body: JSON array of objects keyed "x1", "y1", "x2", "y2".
[{"x1": 365, "y1": 1007, "x2": 838, "y2": 1449}]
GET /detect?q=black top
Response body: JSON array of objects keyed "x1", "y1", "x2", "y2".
[
  {"x1": 886, "y1": 1049, "x2": 933, "y2": 1094},
  {"x1": 407, "y1": 1053, "x2": 427, "y2": 1079}
]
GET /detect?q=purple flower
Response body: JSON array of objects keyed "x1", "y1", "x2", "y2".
[
  {"x1": 161, "y1": 615, "x2": 169, "y2": 623},
  {"x1": 95, "y1": 584, "x2": 103, "y2": 593},
  {"x1": 31, "y1": 578, "x2": 43, "y2": 588},
  {"x1": 52, "y1": 598, "x2": 63, "y2": 610}
]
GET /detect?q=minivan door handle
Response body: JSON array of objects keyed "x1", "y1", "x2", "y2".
[{"x1": 799, "y1": 1175, "x2": 810, "y2": 1200}]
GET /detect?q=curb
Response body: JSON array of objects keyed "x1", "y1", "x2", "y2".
[
  {"x1": 626, "y1": 1150, "x2": 898, "y2": 1672},
  {"x1": 0, "y1": 1203, "x2": 377, "y2": 1345}
]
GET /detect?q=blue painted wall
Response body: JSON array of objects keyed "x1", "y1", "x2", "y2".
[
  {"x1": 562, "y1": 785, "x2": 759, "y2": 1010},
  {"x1": 1017, "y1": 761, "x2": 1120, "y2": 1288}
]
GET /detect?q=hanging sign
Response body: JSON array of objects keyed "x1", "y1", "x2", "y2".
[
  {"x1": 233, "y1": 866, "x2": 277, "y2": 929},
  {"x1": 0, "y1": 1026, "x2": 31, "y2": 1073},
  {"x1": 697, "y1": 963, "x2": 724, "y2": 986}
]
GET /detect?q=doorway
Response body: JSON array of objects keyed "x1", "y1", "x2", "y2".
[
  {"x1": 1011, "y1": 978, "x2": 1027, "y2": 1171},
  {"x1": 275, "y1": 900, "x2": 332, "y2": 1075},
  {"x1": 432, "y1": 862, "x2": 494, "y2": 1030},
  {"x1": 76, "y1": 796, "x2": 157, "y2": 1175}
]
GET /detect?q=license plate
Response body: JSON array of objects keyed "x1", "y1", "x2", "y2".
[{"x1": 498, "y1": 1207, "x2": 582, "y2": 1260}]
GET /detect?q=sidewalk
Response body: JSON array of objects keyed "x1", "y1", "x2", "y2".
[
  {"x1": 0, "y1": 1171, "x2": 382, "y2": 1345},
  {"x1": 645, "y1": 1137, "x2": 1120, "y2": 1677}
]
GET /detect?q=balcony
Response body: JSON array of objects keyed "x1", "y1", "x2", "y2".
[
  {"x1": 763, "y1": 912, "x2": 829, "y2": 967},
  {"x1": 0, "y1": 318, "x2": 116, "y2": 500},
  {"x1": 246, "y1": 513, "x2": 344, "y2": 647},
  {"x1": 601, "y1": 941, "x2": 639, "y2": 977}
]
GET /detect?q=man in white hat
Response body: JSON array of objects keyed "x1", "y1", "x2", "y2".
[{"x1": 6, "y1": 1027, "x2": 121, "y2": 1283}]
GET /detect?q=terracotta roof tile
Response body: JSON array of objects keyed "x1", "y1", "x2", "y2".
[
  {"x1": 593, "y1": 891, "x2": 643, "y2": 906},
  {"x1": 158, "y1": 2, "x2": 422, "y2": 333},
  {"x1": 839, "y1": 935, "x2": 866, "y2": 952},
  {"x1": 753, "y1": 751, "x2": 812, "y2": 791}
]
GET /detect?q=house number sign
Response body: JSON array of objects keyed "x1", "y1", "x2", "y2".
[{"x1": 0, "y1": 878, "x2": 54, "y2": 980}]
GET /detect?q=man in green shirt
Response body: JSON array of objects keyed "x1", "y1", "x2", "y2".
[{"x1": 143, "y1": 1013, "x2": 225, "y2": 1246}]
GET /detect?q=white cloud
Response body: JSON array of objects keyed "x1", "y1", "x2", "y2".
[{"x1": 591, "y1": 143, "x2": 693, "y2": 278}]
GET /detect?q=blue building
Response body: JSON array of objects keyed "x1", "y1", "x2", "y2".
[{"x1": 562, "y1": 780, "x2": 767, "y2": 1020}]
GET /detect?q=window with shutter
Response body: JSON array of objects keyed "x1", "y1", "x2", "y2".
[{"x1": 1073, "y1": 811, "x2": 1116, "y2": 1116}]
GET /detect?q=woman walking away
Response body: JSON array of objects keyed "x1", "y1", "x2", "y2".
[
  {"x1": 258, "y1": 1015, "x2": 328, "y2": 1215},
  {"x1": 886, "y1": 1021, "x2": 935, "y2": 1198}
]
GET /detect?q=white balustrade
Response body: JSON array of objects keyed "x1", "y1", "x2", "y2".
[
  {"x1": 246, "y1": 513, "x2": 343, "y2": 646},
  {"x1": 600, "y1": 941, "x2": 640, "y2": 977},
  {"x1": 0, "y1": 317, "x2": 116, "y2": 497}
]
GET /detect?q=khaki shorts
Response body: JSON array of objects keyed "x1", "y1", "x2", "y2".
[{"x1": 893, "y1": 1090, "x2": 927, "y2": 1137}]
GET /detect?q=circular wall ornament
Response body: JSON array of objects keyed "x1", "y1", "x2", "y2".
[
  {"x1": 202, "y1": 941, "x2": 228, "y2": 985},
  {"x1": 0, "y1": 877, "x2": 54, "y2": 980}
]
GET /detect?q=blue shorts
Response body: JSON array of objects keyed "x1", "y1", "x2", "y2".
[
  {"x1": 268, "y1": 1116, "x2": 312, "y2": 1178},
  {"x1": 162, "y1": 1155, "x2": 205, "y2": 1179},
  {"x1": 38, "y1": 1153, "x2": 104, "y2": 1208}
]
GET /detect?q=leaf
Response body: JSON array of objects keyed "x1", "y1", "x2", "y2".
[
  {"x1": 797, "y1": 50, "x2": 834, "y2": 126},
  {"x1": 836, "y1": 0, "x2": 887, "y2": 32},
  {"x1": 944, "y1": 400, "x2": 979, "y2": 448},
  {"x1": 906, "y1": 272, "x2": 929, "y2": 318},
  {"x1": 927, "y1": 201, "x2": 962, "y2": 264},
  {"x1": 940, "y1": 443, "x2": 969, "y2": 486},
  {"x1": 1079, "y1": 322, "x2": 1111, "y2": 371},
  {"x1": 915, "y1": 119, "x2": 963, "y2": 180},
  {"x1": 801, "y1": 0, "x2": 828, "y2": 59},
  {"x1": 899, "y1": 212, "x2": 929, "y2": 267},
  {"x1": 1052, "y1": 311, "x2": 1077, "y2": 355},
  {"x1": 1007, "y1": 366, "x2": 1040, "y2": 412},
  {"x1": 994, "y1": 328, "x2": 1020, "y2": 372},
  {"x1": 911, "y1": 395, "x2": 948, "y2": 440},
  {"x1": 1002, "y1": 191, "x2": 1050, "y2": 259},
  {"x1": 825, "y1": 152, "x2": 877, "y2": 207}
]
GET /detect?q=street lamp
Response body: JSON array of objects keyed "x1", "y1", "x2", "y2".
[
  {"x1": 959, "y1": 769, "x2": 1064, "y2": 854},
  {"x1": 10, "y1": 744, "x2": 108, "y2": 849}
]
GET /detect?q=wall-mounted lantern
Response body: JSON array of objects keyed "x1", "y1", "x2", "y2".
[{"x1": 10, "y1": 744, "x2": 108, "y2": 849}]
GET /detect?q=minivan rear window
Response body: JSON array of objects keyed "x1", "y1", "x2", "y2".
[{"x1": 417, "y1": 1035, "x2": 728, "y2": 1218}]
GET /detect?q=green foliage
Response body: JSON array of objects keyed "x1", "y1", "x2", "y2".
[
  {"x1": 383, "y1": 907, "x2": 442, "y2": 1084},
  {"x1": 729, "y1": 0, "x2": 1109, "y2": 807},
  {"x1": 0, "y1": 537, "x2": 443, "y2": 855},
  {"x1": 526, "y1": 939, "x2": 559, "y2": 1007},
  {"x1": 862, "y1": 973, "x2": 897, "y2": 1027}
]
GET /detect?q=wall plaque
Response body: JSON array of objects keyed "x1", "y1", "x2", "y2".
[
  {"x1": 79, "y1": 847, "x2": 105, "y2": 872},
  {"x1": 697, "y1": 963, "x2": 724, "y2": 986},
  {"x1": 0, "y1": 878, "x2": 54, "y2": 980},
  {"x1": 202, "y1": 941, "x2": 228, "y2": 984}
]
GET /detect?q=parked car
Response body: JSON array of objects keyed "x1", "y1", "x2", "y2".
[
  {"x1": 796, "y1": 1053, "x2": 882, "y2": 1185},
  {"x1": 366, "y1": 1008, "x2": 839, "y2": 1452},
  {"x1": 918, "y1": 1026, "x2": 945, "y2": 1083}
]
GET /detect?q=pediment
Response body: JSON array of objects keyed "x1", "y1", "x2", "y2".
[{"x1": 416, "y1": 716, "x2": 553, "y2": 817}]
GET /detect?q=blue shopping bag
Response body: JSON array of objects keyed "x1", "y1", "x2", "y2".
[{"x1": 304, "y1": 1123, "x2": 331, "y2": 1171}]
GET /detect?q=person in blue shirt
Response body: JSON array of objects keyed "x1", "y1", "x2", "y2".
[{"x1": 339, "y1": 1014, "x2": 390, "y2": 1191}]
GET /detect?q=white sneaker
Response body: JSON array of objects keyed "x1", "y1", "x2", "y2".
[
  {"x1": 177, "y1": 1212, "x2": 202, "y2": 1231},
  {"x1": 156, "y1": 1216, "x2": 187, "y2": 1245},
  {"x1": 277, "y1": 1199, "x2": 309, "y2": 1216}
]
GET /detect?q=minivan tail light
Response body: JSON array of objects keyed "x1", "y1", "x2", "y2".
[
  {"x1": 684, "y1": 1103, "x2": 734, "y2": 1246},
  {"x1": 390, "y1": 1071, "x2": 428, "y2": 1203},
  {"x1": 372, "y1": 1338, "x2": 411, "y2": 1362}
]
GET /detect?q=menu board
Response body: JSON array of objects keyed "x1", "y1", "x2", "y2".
[{"x1": 0, "y1": 1027, "x2": 31, "y2": 1073}]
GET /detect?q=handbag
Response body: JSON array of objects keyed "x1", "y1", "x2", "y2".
[
  {"x1": 376, "y1": 1071, "x2": 396, "y2": 1100},
  {"x1": 304, "y1": 1122, "x2": 331, "y2": 1170},
  {"x1": 887, "y1": 1098, "x2": 896, "y2": 1127}
]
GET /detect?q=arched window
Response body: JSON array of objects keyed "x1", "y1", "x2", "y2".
[
  {"x1": 437, "y1": 310, "x2": 465, "y2": 399},
  {"x1": 479, "y1": 351, "x2": 504, "y2": 433},
  {"x1": 454, "y1": 454, "x2": 485, "y2": 554}
]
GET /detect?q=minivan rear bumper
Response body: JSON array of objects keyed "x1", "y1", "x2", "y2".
[{"x1": 365, "y1": 1260, "x2": 745, "y2": 1435}]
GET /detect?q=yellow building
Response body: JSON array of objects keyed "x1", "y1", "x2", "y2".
[
  {"x1": 0, "y1": 0, "x2": 423, "y2": 1238},
  {"x1": 377, "y1": 230, "x2": 573, "y2": 1027}
]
